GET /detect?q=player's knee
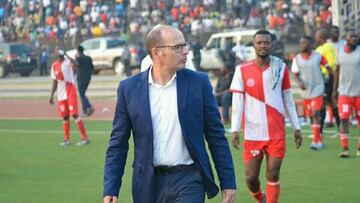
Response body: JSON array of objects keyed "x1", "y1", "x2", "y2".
[
  {"x1": 266, "y1": 170, "x2": 280, "y2": 182},
  {"x1": 245, "y1": 173, "x2": 259, "y2": 185},
  {"x1": 340, "y1": 119, "x2": 348, "y2": 126},
  {"x1": 313, "y1": 110, "x2": 321, "y2": 118}
]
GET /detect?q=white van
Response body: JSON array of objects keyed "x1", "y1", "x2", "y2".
[{"x1": 189, "y1": 29, "x2": 280, "y2": 71}]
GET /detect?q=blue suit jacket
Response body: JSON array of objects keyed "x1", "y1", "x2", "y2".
[{"x1": 103, "y1": 68, "x2": 236, "y2": 202}]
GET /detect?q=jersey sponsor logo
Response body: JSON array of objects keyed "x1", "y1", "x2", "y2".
[
  {"x1": 246, "y1": 78, "x2": 255, "y2": 87},
  {"x1": 311, "y1": 101, "x2": 316, "y2": 107},
  {"x1": 250, "y1": 149, "x2": 260, "y2": 157},
  {"x1": 60, "y1": 104, "x2": 65, "y2": 112},
  {"x1": 342, "y1": 104, "x2": 349, "y2": 113}
]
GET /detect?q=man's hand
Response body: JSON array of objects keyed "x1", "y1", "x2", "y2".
[
  {"x1": 332, "y1": 91, "x2": 338, "y2": 103},
  {"x1": 49, "y1": 97, "x2": 54, "y2": 105},
  {"x1": 103, "y1": 196, "x2": 118, "y2": 203},
  {"x1": 221, "y1": 189, "x2": 236, "y2": 203},
  {"x1": 299, "y1": 82, "x2": 306, "y2": 90},
  {"x1": 231, "y1": 132, "x2": 240, "y2": 150},
  {"x1": 294, "y1": 129, "x2": 302, "y2": 149}
]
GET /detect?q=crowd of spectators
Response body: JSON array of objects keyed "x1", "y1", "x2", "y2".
[{"x1": 0, "y1": 0, "x2": 335, "y2": 50}]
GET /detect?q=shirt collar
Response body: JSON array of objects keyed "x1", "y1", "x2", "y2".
[{"x1": 148, "y1": 66, "x2": 177, "y2": 87}]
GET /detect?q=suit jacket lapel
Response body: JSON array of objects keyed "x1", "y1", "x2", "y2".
[
  {"x1": 177, "y1": 69, "x2": 188, "y2": 111},
  {"x1": 138, "y1": 69, "x2": 154, "y2": 138}
]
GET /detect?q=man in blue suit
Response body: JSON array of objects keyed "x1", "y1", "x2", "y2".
[{"x1": 103, "y1": 25, "x2": 237, "y2": 203}]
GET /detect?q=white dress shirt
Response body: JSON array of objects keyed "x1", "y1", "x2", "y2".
[{"x1": 148, "y1": 67, "x2": 194, "y2": 166}]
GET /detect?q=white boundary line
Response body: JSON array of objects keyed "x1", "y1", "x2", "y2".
[
  {"x1": 1, "y1": 129, "x2": 357, "y2": 140},
  {"x1": 0, "y1": 117, "x2": 112, "y2": 121},
  {"x1": 0, "y1": 129, "x2": 109, "y2": 135}
]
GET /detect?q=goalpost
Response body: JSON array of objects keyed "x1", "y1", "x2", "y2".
[{"x1": 332, "y1": 0, "x2": 360, "y2": 36}]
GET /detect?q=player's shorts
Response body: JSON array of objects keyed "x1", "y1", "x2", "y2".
[
  {"x1": 303, "y1": 96, "x2": 323, "y2": 117},
  {"x1": 243, "y1": 139, "x2": 286, "y2": 161},
  {"x1": 57, "y1": 84, "x2": 78, "y2": 117},
  {"x1": 338, "y1": 95, "x2": 360, "y2": 120}
]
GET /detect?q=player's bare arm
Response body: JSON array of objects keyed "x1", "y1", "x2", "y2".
[
  {"x1": 293, "y1": 73, "x2": 306, "y2": 90},
  {"x1": 65, "y1": 53, "x2": 78, "y2": 69},
  {"x1": 332, "y1": 64, "x2": 340, "y2": 102},
  {"x1": 49, "y1": 80, "x2": 58, "y2": 105},
  {"x1": 231, "y1": 131, "x2": 240, "y2": 150},
  {"x1": 324, "y1": 64, "x2": 335, "y2": 76},
  {"x1": 282, "y1": 89, "x2": 302, "y2": 149}
]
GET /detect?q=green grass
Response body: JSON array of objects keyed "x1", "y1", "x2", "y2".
[{"x1": 0, "y1": 119, "x2": 359, "y2": 203}]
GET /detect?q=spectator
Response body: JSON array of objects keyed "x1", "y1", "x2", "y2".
[
  {"x1": 122, "y1": 43, "x2": 132, "y2": 77},
  {"x1": 0, "y1": 0, "x2": 344, "y2": 67},
  {"x1": 39, "y1": 47, "x2": 49, "y2": 76},
  {"x1": 74, "y1": 45, "x2": 95, "y2": 117},
  {"x1": 223, "y1": 38, "x2": 236, "y2": 72},
  {"x1": 215, "y1": 62, "x2": 233, "y2": 124},
  {"x1": 328, "y1": 26, "x2": 346, "y2": 49},
  {"x1": 232, "y1": 40, "x2": 246, "y2": 64},
  {"x1": 191, "y1": 38, "x2": 202, "y2": 70}
]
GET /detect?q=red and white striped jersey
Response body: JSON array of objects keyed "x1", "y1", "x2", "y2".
[
  {"x1": 230, "y1": 60, "x2": 291, "y2": 140},
  {"x1": 50, "y1": 58, "x2": 76, "y2": 101}
]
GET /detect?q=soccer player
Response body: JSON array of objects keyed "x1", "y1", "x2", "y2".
[
  {"x1": 291, "y1": 36, "x2": 333, "y2": 150},
  {"x1": 230, "y1": 30, "x2": 302, "y2": 203},
  {"x1": 333, "y1": 30, "x2": 360, "y2": 158},
  {"x1": 328, "y1": 26, "x2": 346, "y2": 50},
  {"x1": 49, "y1": 49, "x2": 90, "y2": 146}
]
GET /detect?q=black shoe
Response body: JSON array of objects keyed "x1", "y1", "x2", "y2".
[
  {"x1": 325, "y1": 122, "x2": 334, "y2": 128},
  {"x1": 86, "y1": 107, "x2": 95, "y2": 117}
]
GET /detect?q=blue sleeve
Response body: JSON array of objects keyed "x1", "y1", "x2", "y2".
[
  {"x1": 202, "y1": 74, "x2": 237, "y2": 190},
  {"x1": 103, "y1": 81, "x2": 132, "y2": 197}
]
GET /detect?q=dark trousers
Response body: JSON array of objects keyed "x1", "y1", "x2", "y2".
[
  {"x1": 155, "y1": 165, "x2": 205, "y2": 203},
  {"x1": 192, "y1": 55, "x2": 201, "y2": 71},
  {"x1": 216, "y1": 92, "x2": 232, "y2": 120},
  {"x1": 40, "y1": 63, "x2": 47, "y2": 76},
  {"x1": 124, "y1": 59, "x2": 131, "y2": 77},
  {"x1": 320, "y1": 75, "x2": 340, "y2": 133},
  {"x1": 77, "y1": 80, "x2": 92, "y2": 113}
]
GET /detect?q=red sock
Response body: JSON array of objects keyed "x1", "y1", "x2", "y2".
[
  {"x1": 327, "y1": 106, "x2": 334, "y2": 123},
  {"x1": 63, "y1": 120, "x2": 70, "y2": 141},
  {"x1": 250, "y1": 189, "x2": 264, "y2": 203},
  {"x1": 75, "y1": 118, "x2": 87, "y2": 140},
  {"x1": 358, "y1": 119, "x2": 360, "y2": 149},
  {"x1": 312, "y1": 124, "x2": 321, "y2": 143},
  {"x1": 339, "y1": 134, "x2": 348, "y2": 149},
  {"x1": 267, "y1": 181, "x2": 280, "y2": 203}
]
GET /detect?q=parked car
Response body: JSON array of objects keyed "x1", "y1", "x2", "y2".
[
  {"x1": 188, "y1": 29, "x2": 283, "y2": 71},
  {"x1": 66, "y1": 37, "x2": 139, "y2": 75},
  {"x1": 0, "y1": 43, "x2": 37, "y2": 78}
]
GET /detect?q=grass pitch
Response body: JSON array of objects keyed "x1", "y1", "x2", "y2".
[{"x1": 0, "y1": 119, "x2": 359, "y2": 203}]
